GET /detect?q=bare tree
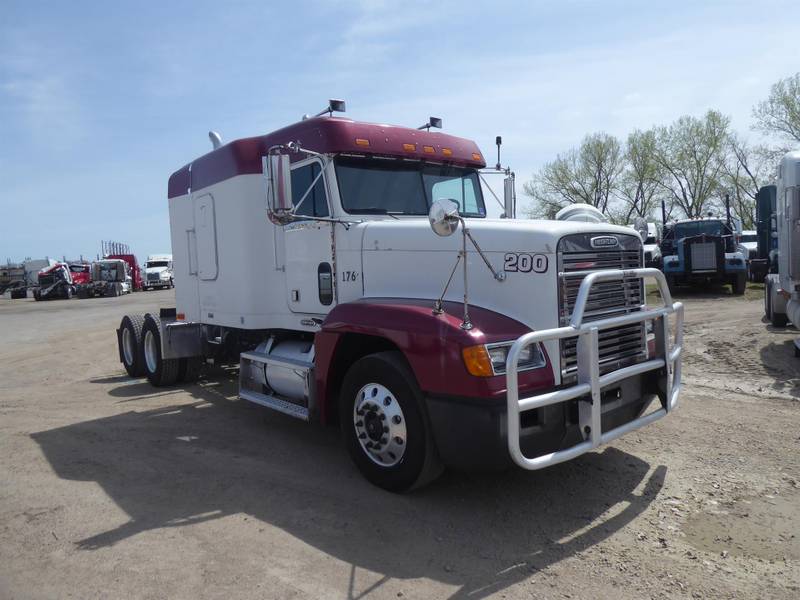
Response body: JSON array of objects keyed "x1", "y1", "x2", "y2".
[
  {"x1": 753, "y1": 72, "x2": 800, "y2": 146},
  {"x1": 524, "y1": 133, "x2": 624, "y2": 218},
  {"x1": 721, "y1": 135, "x2": 774, "y2": 228},
  {"x1": 616, "y1": 129, "x2": 664, "y2": 223},
  {"x1": 652, "y1": 110, "x2": 730, "y2": 219}
]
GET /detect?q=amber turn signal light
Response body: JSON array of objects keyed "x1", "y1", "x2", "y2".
[
  {"x1": 403, "y1": 143, "x2": 416, "y2": 152},
  {"x1": 355, "y1": 138, "x2": 370, "y2": 147},
  {"x1": 462, "y1": 345, "x2": 494, "y2": 377}
]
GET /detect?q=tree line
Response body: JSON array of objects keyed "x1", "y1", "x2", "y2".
[{"x1": 524, "y1": 73, "x2": 800, "y2": 228}]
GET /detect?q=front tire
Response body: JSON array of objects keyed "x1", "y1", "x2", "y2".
[
  {"x1": 339, "y1": 351, "x2": 442, "y2": 492},
  {"x1": 732, "y1": 273, "x2": 746, "y2": 295},
  {"x1": 141, "y1": 314, "x2": 180, "y2": 386}
]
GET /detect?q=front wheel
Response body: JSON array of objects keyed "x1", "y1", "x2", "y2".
[
  {"x1": 732, "y1": 273, "x2": 746, "y2": 295},
  {"x1": 339, "y1": 352, "x2": 442, "y2": 492}
]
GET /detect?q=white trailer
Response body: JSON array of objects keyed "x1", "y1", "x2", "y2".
[
  {"x1": 765, "y1": 150, "x2": 800, "y2": 351},
  {"x1": 116, "y1": 102, "x2": 684, "y2": 491}
]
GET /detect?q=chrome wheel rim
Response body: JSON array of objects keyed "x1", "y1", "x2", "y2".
[
  {"x1": 353, "y1": 383, "x2": 407, "y2": 467},
  {"x1": 122, "y1": 327, "x2": 135, "y2": 366},
  {"x1": 144, "y1": 330, "x2": 158, "y2": 373}
]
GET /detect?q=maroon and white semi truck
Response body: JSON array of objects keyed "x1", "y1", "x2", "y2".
[{"x1": 116, "y1": 101, "x2": 684, "y2": 491}]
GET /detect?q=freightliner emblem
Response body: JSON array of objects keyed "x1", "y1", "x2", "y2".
[{"x1": 590, "y1": 236, "x2": 619, "y2": 249}]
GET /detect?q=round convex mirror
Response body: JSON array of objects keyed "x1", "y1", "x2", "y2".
[{"x1": 428, "y1": 199, "x2": 460, "y2": 237}]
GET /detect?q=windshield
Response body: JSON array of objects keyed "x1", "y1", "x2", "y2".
[
  {"x1": 335, "y1": 157, "x2": 486, "y2": 217},
  {"x1": 147, "y1": 261, "x2": 169, "y2": 268},
  {"x1": 674, "y1": 221, "x2": 724, "y2": 238},
  {"x1": 644, "y1": 235, "x2": 657, "y2": 245},
  {"x1": 740, "y1": 234, "x2": 757, "y2": 243}
]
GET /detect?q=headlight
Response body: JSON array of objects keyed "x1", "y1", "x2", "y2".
[
  {"x1": 160, "y1": 272, "x2": 170, "y2": 279},
  {"x1": 461, "y1": 342, "x2": 546, "y2": 377}
]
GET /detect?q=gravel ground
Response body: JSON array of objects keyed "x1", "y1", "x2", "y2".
[{"x1": 0, "y1": 287, "x2": 798, "y2": 599}]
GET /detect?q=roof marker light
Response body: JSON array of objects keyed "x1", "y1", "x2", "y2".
[
  {"x1": 442, "y1": 148, "x2": 453, "y2": 157},
  {"x1": 403, "y1": 143, "x2": 416, "y2": 152},
  {"x1": 355, "y1": 138, "x2": 371, "y2": 147},
  {"x1": 423, "y1": 145, "x2": 435, "y2": 154},
  {"x1": 472, "y1": 153, "x2": 482, "y2": 161}
]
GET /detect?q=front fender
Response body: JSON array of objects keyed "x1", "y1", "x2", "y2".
[{"x1": 314, "y1": 298, "x2": 555, "y2": 423}]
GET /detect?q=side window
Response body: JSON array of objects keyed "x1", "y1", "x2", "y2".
[
  {"x1": 291, "y1": 163, "x2": 329, "y2": 217},
  {"x1": 430, "y1": 176, "x2": 480, "y2": 215}
]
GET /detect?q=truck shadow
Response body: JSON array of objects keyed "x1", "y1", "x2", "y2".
[
  {"x1": 758, "y1": 336, "x2": 800, "y2": 399},
  {"x1": 33, "y1": 374, "x2": 666, "y2": 599}
]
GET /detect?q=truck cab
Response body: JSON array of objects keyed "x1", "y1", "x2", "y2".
[
  {"x1": 661, "y1": 217, "x2": 747, "y2": 294},
  {"x1": 34, "y1": 263, "x2": 74, "y2": 301},
  {"x1": 116, "y1": 106, "x2": 684, "y2": 491},
  {"x1": 143, "y1": 254, "x2": 174, "y2": 291}
]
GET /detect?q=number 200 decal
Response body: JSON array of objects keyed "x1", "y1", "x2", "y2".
[{"x1": 504, "y1": 253, "x2": 548, "y2": 273}]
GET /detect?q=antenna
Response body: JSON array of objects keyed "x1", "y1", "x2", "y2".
[
  {"x1": 417, "y1": 117, "x2": 442, "y2": 131},
  {"x1": 209, "y1": 131, "x2": 222, "y2": 150}
]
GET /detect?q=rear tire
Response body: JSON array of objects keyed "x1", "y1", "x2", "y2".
[
  {"x1": 178, "y1": 357, "x2": 204, "y2": 383},
  {"x1": 339, "y1": 351, "x2": 442, "y2": 492},
  {"x1": 33, "y1": 289, "x2": 41, "y2": 301},
  {"x1": 119, "y1": 314, "x2": 146, "y2": 377},
  {"x1": 141, "y1": 314, "x2": 180, "y2": 386}
]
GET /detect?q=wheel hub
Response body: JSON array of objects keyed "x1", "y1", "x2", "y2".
[{"x1": 353, "y1": 383, "x2": 407, "y2": 467}]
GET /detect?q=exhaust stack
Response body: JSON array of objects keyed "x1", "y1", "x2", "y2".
[{"x1": 209, "y1": 131, "x2": 223, "y2": 150}]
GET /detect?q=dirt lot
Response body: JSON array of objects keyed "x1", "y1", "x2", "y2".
[{"x1": 0, "y1": 287, "x2": 798, "y2": 599}]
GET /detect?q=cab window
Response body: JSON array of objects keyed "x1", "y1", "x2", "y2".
[{"x1": 291, "y1": 162, "x2": 329, "y2": 217}]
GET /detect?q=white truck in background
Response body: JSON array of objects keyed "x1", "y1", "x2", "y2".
[
  {"x1": 142, "y1": 254, "x2": 174, "y2": 291},
  {"x1": 764, "y1": 150, "x2": 800, "y2": 350},
  {"x1": 115, "y1": 101, "x2": 684, "y2": 492}
]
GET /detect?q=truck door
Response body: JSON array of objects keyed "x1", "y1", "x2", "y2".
[{"x1": 283, "y1": 159, "x2": 335, "y2": 314}]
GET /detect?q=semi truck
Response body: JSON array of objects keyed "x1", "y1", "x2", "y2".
[
  {"x1": 106, "y1": 254, "x2": 142, "y2": 291},
  {"x1": 77, "y1": 259, "x2": 132, "y2": 298},
  {"x1": 115, "y1": 102, "x2": 684, "y2": 491},
  {"x1": 661, "y1": 217, "x2": 747, "y2": 294},
  {"x1": 33, "y1": 263, "x2": 75, "y2": 300},
  {"x1": 749, "y1": 185, "x2": 778, "y2": 283},
  {"x1": 764, "y1": 150, "x2": 800, "y2": 344},
  {"x1": 142, "y1": 254, "x2": 174, "y2": 290}
]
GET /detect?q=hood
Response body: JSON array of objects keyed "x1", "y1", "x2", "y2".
[
  {"x1": 740, "y1": 241, "x2": 757, "y2": 250},
  {"x1": 145, "y1": 266, "x2": 171, "y2": 274},
  {"x1": 360, "y1": 218, "x2": 641, "y2": 254}
]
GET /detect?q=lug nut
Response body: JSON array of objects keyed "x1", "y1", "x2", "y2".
[
  {"x1": 379, "y1": 413, "x2": 386, "y2": 421},
  {"x1": 394, "y1": 436, "x2": 404, "y2": 445},
  {"x1": 383, "y1": 426, "x2": 389, "y2": 433},
  {"x1": 392, "y1": 415, "x2": 402, "y2": 424},
  {"x1": 380, "y1": 437, "x2": 387, "y2": 444},
  {"x1": 356, "y1": 420, "x2": 363, "y2": 427},
  {"x1": 359, "y1": 433, "x2": 366, "y2": 439},
  {"x1": 383, "y1": 397, "x2": 392, "y2": 406},
  {"x1": 365, "y1": 441, "x2": 373, "y2": 449}
]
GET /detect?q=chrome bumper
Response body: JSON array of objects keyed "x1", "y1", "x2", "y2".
[{"x1": 506, "y1": 268, "x2": 684, "y2": 470}]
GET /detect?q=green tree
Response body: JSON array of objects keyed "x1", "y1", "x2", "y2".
[
  {"x1": 524, "y1": 132, "x2": 624, "y2": 218},
  {"x1": 653, "y1": 110, "x2": 730, "y2": 219},
  {"x1": 615, "y1": 129, "x2": 665, "y2": 223},
  {"x1": 753, "y1": 72, "x2": 800, "y2": 145},
  {"x1": 721, "y1": 135, "x2": 774, "y2": 229}
]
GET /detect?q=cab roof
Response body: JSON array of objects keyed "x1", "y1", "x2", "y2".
[{"x1": 168, "y1": 116, "x2": 486, "y2": 199}]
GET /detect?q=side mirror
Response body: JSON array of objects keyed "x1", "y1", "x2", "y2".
[
  {"x1": 633, "y1": 216, "x2": 648, "y2": 242},
  {"x1": 428, "y1": 199, "x2": 460, "y2": 237},
  {"x1": 265, "y1": 153, "x2": 293, "y2": 224},
  {"x1": 503, "y1": 174, "x2": 516, "y2": 219}
]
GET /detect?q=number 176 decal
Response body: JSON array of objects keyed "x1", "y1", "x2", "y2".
[{"x1": 504, "y1": 253, "x2": 548, "y2": 273}]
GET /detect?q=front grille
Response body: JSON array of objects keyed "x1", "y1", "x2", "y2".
[
  {"x1": 690, "y1": 242, "x2": 716, "y2": 271},
  {"x1": 147, "y1": 273, "x2": 161, "y2": 282},
  {"x1": 558, "y1": 234, "x2": 645, "y2": 378},
  {"x1": 38, "y1": 275, "x2": 55, "y2": 286}
]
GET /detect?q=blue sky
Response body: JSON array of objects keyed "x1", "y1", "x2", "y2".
[{"x1": 1, "y1": 0, "x2": 798, "y2": 263}]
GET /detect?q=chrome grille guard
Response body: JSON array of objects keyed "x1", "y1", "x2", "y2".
[{"x1": 506, "y1": 268, "x2": 684, "y2": 470}]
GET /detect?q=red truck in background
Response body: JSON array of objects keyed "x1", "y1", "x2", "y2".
[
  {"x1": 106, "y1": 254, "x2": 142, "y2": 291},
  {"x1": 68, "y1": 264, "x2": 92, "y2": 286}
]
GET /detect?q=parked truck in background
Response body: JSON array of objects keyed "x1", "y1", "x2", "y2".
[
  {"x1": 33, "y1": 263, "x2": 75, "y2": 300},
  {"x1": 642, "y1": 222, "x2": 662, "y2": 268},
  {"x1": 115, "y1": 102, "x2": 684, "y2": 491},
  {"x1": 749, "y1": 185, "x2": 778, "y2": 283},
  {"x1": 661, "y1": 217, "x2": 747, "y2": 294},
  {"x1": 77, "y1": 259, "x2": 132, "y2": 298},
  {"x1": 106, "y1": 254, "x2": 142, "y2": 291},
  {"x1": 142, "y1": 254, "x2": 174, "y2": 291},
  {"x1": 764, "y1": 150, "x2": 800, "y2": 345}
]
